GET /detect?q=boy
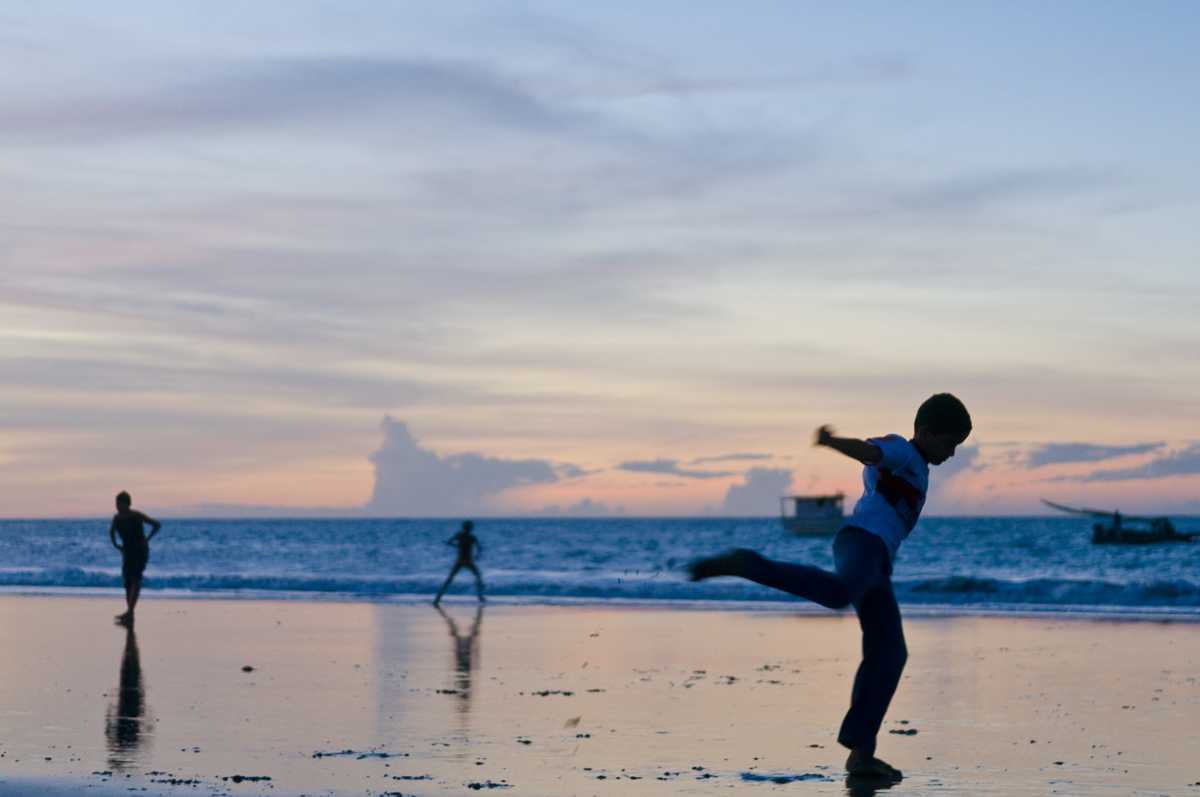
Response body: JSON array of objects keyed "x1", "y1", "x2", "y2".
[
  {"x1": 689, "y1": 393, "x2": 971, "y2": 780},
  {"x1": 433, "y1": 520, "x2": 486, "y2": 606},
  {"x1": 109, "y1": 491, "x2": 162, "y2": 626}
]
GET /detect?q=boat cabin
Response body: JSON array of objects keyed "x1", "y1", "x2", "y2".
[{"x1": 779, "y1": 493, "x2": 845, "y2": 535}]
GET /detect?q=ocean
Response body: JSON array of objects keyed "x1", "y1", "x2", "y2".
[{"x1": 4, "y1": 516, "x2": 1200, "y2": 617}]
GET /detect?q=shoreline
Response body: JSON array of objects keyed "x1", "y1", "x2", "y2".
[{"x1": 3, "y1": 585, "x2": 1200, "y2": 623}]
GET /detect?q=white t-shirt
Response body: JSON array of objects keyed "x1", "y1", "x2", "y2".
[{"x1": 846, "y1": 434, "x2": 929, "y2": 560}]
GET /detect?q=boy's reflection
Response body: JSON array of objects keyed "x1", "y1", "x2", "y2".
[
  {"x1": 435, "y1": 605, "x2": 483, "y2": 713},
  {"x1": 845, "y1": 773, "x2": 901, "y2": 796},
  {"x1": 105, "y1": 626, "x2": 151, "y2": 769}
]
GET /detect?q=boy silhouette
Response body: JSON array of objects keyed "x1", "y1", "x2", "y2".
[
  {"x1": 689, "y1": 393, "x2": 971, "y2": 780},
  {"x1": 109, "y1": 491, "x2": 161, "y2": 626},
  {"x1": 433, "y1": 520, "x2": 485, "y2": 606}
]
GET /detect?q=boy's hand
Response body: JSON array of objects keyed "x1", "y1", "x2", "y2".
[{"x1": 814, "y1": 425, "x2": 835, "y2": 447}]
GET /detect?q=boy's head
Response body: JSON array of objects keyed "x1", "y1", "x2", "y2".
[
  {"x1": 913, "y1": 393, "x2": 972, "y2": 465},
  {"x1": 462, "y1": 520, "x2": 474, "y2": 532},
  {"x1": 115, "y1": 491, "x2": 132, "y2": 510}
]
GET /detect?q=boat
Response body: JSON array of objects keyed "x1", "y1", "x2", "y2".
[
  {"x1": 779, "y1": 493, "x2": 845, "y2": 535},
  {"x1": 1041, "y1": 499, "x2": 1197, "y2": 544}
]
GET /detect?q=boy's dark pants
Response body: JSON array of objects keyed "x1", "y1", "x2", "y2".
[{"x1": 739, "y1": 527, "x2": 905, "y2": 757}]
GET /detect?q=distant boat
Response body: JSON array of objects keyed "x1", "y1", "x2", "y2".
[
  {"x1": 779, "y1": 493, "x2": 845, "y2": 535},
  {"x1": 1041, "y1": 499, "x2": 1197, "y2": 544}
]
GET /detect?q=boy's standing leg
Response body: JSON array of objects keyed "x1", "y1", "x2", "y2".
[
  {"x1": 433, "y1": 563, "x2": 462, "y2": 606},
  {"x1": 465, "y1": 563, "x2": 486, "y2": 602},
  {"x1": 118, "y1": 547, "x2": 147, "y2": 625},
  {"x1": 840, "y1": 578, "x2": 907, "y2": 775}
]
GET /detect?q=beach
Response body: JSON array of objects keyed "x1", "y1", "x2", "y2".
[{"x1": 2, "y1": 595, "x2": 1199, "y2": 796}]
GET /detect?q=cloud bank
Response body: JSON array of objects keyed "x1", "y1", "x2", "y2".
[
  {"x1": 1026, "y1": 441, "x2": 1165, "y2": 468},
  {"x1": 690, "y1": 452, "x2": 773, "y2": 465},
  {"x1": 721, "y1": 467, "x2": 794, "y2": 515},
  {"x1": 365, "y1": 416, "x2": 573, "y2": 515},
  {"x1": 617, "y1": 459, "x2": 734, "y2": 480},
  {"x1": 1079, "y1": 443, "x2": 1200, "y2": 482}
]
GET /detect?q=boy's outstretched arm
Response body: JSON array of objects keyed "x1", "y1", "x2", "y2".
[
  {"x1": 814, "y1": 425, "x2": 883, "y2": 466},
  {"x1": 143, "y1": 512, "x2": 162, "y2": 541},
  {"x1": 109, "y1": 518, "x2": 122, "y2": 551}
]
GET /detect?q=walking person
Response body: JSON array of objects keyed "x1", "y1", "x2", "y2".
[{"x1": 433, "y1": 520, "x2": 485, "y2": 605}]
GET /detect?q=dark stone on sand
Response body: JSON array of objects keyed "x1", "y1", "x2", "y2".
[
  {"x1": 242, "y1": 665, "x2": 254, "y2": 672},
  {"x1": 223, "y1": 774, "x2": 272, "y2": 782},
  {"x1": 889, "y1": 728, "x2": 918, "y2": 735}
]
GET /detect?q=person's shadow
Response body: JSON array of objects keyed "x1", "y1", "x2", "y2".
[
  {"x1": 436, "y1": 604, "x2": 483, "y2": 713},
  {"x1": 105, "y1": 626, "x2": 151, "y2": 770}
]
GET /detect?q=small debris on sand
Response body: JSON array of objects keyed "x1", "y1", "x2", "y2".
[
  {"x1": 311, "y1": 749, "x2": 408, "y2": 760},
  {"x1": 740, "y1": 771, "x2": 833, "y2": 784}
]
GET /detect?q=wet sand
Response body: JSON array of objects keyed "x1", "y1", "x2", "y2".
[{"x1": 1, "y1": 595, "x2": 1198, "y2": 796}]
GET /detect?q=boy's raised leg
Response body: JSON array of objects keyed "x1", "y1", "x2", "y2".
[{"x1": 688, "y1": 548, "x2": 852, "y2": 609}]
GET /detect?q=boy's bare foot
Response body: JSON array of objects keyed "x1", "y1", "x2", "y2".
[
  {"x1": 114, "y1": 612, "x2": 132, "y2": 626},
  {"x1": 845, "y1": 749, "x2": 902, "y2": 780},
  {"x1": 686, "y1": 548, "x2": 758, "y2": 581}
]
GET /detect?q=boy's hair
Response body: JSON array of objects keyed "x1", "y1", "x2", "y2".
[
  {"x1": 915, "y1": 393, "x2": 972, "y2": 440},
  {"x1": 116, "y1": 491, "x2": 132, "y2": 508},
  {"x1": 462, "y1": 520, "x2": 474, "y2": 532}
]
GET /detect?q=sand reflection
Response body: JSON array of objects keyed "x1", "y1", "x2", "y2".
[
  {"x1": 105, "y1": 626, "x2": 151, "y2": 769},
  {"x1": 436, "y1": 605, "x2": 483, "y2": 716}
]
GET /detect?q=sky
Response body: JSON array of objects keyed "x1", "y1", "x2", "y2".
[{"x1": 2, "y1": 2, "x2": 1199, "y2": 517}]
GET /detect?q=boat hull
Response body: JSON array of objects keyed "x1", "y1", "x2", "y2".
[{"x1": 1092, "y1": 524, "x2": 1195, "y2": 544}]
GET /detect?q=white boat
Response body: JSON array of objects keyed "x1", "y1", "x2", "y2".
[{"x1": 779, "y1": 493, "x2": 845, "y2": 535}]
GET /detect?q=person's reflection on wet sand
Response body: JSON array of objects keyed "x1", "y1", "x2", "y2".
[
  {"x1": 436, "y1": 604, "x2": 483, "y2": 713},
  {"x1": 105, "y1": 626, "x2": 151, "y2": 769},
  {"x1": 845, "y1": 772, "x2": 901, "y2": 796}
]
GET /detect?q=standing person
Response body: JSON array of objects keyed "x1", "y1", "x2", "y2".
[
  {"x1": 688, "y1": 393, "x2": 972, "y2": 781},
  {"x1": 433, "y1": 520, "x2": 485, "y2": 606},
  {"x1": 109, "y1": 491, "x2": 161, "y2": 626}
]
